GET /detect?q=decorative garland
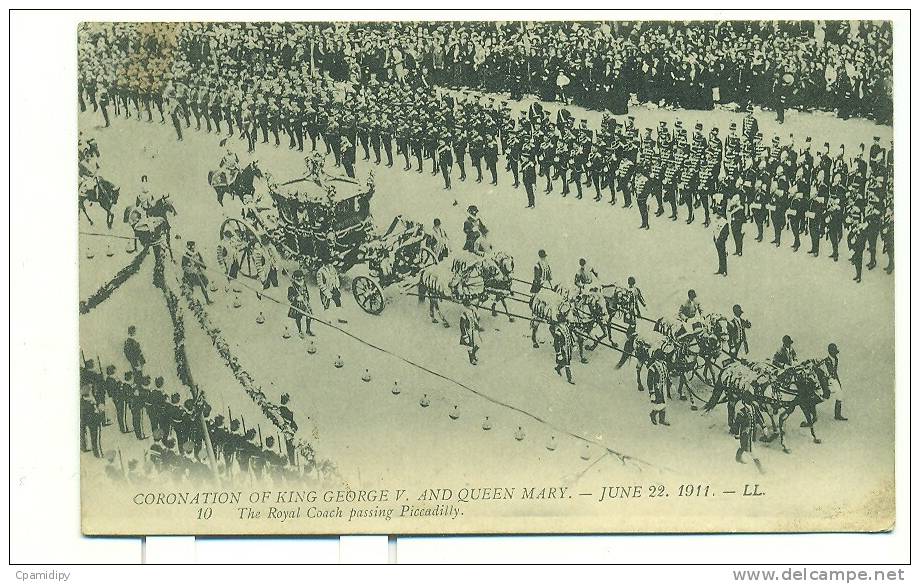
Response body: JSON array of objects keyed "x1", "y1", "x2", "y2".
[
  {"x1": 179, "y1": 283, "x2": 331, "y2": 473},
  {"x1": 151, "y1": 246, "x2": 193, "y2": 387},
  {"x1": 180, "y1": 284, "x2": 297, "y2": 437},
  {"x1": 79, "y1": 246, "x2": 150, "y2": 314}
]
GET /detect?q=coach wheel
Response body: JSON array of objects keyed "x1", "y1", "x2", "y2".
[
  {"x1": 353, "y1": 276, "x2": 385, "y2": 315},
  {"x1": 220, "y1": 217, "x2": 262, "y2": 279}
]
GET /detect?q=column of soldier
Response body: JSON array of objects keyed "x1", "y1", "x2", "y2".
[
  {"x1": 78, "y1": 24, "x2": 895, "y2": 281},
  {"x1": 79, "y1": 339, "x2": 306, "y2": 486}
]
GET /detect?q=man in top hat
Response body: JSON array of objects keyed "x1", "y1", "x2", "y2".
[
  {"x1": 123, "y1": 325, "x2": 145, "y2": 378},
  {"x1": 462, "y1": 205, "x2": 487, "y2": 253},
  {"x1": 182, "y1": 241, "x2": 212, "y2": 304},
  {"x1": 728, "y1": 304, "x2": 751, "y2": 359},
  {"x1": 772, "y1": 335, "x2": 798, "y2": 368}
]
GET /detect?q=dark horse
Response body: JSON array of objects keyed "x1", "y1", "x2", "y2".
[
  {"x1": 208, "y1": 160, "x2": 263, "y2": 206},
  {"x1": 706, "y1": 359, "x2": 830, "y2": 453},
  {"x1": 761, "y1": 360, "x2": 831, "y2": 453},
  {"x1": 79, "y1": 176, "x2": 120, "y2": 228}
]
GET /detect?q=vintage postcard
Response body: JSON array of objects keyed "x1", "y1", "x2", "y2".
[{"x1": 78, "y1": 19, "x2": 895, "y2": 535}]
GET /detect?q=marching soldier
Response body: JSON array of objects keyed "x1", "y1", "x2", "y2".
[
  {"x1": 540, "y1": 132, "x2": 555, "y2": 194},
  {"x1": 453, "y1": 130, "x2": 468, "y2": 181},
  {"x1": 469, "y1": 132, "x2": 484, "y2": 183},
  {"x1": 769, "y1": 183, "x2": 788, "y2": 247},
  {"x1": 724, "y1": 122, "x2": 741, "y2": 176},
  {"x1": 826, "y1": 195, "x2": 845, "y2": 261},
  {"x1": 557, "y1": 137, "x2": 571, "y2": 196},
  {"x1": 635, "y1": 167, "x2": 655, "y2": 230},
  {"x1": 437, "y1": 138, "x2": 453, "y2": 190},
  {"x1": 484, "y1": 132, "x2": 499, "y2": 186},
  {"x1": 864, "y1": 203, "x2": 882, "y2": 270},
  {"x1": 847, "y1": 213, "x2": 868, "y2": 283},
  {"x1": 522, "y1": 144, "x2": 537, "y2": 209},
  {"x1": 727, "y1": 192, "x2": 746, "y2": 255},
  {"x1": 807, "y1": 184, "x2": 827, "y2": 257},
  {"x1": 788, "y1": 190, "x2": 807, "y2": 252},
  {"x1": 506, "y1": 131, "x2": 521, "y2": 188},
  {"x1": 882, "y1": 206, "x2": 894, "y2": 274}
]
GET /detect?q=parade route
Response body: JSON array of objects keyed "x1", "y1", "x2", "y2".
[{"x1": 78, "y1": 96, "x2": 895, "y2": 525}]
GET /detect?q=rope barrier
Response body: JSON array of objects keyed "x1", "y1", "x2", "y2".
[{"x1": 166, "y1": 250, "x2": 657, "y2": 471}]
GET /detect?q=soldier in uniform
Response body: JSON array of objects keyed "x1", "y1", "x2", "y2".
[
  {"x1": 769, "y1": 182, "x2": 788, "y2": 247},
  {"x1": 635, "y1": 166, "x2": 652, "y2": 230},
  {"x1": 484, "y1": 132, "x2": 500, "y2": 186},
  {"x1": 571, "y1": 134, "x2": 590, "y2": 199},
  {"x1": 380, "y1": 112, "x2": 394, "y2": 167},
  {"x1": 864, "y1": 203, "x2": 882, "y2": 270},
  {"x1": 287, "y1": 269, "x2": 315, "y2": 337},
  {"x1": 847, "y1": 212, "x2": 868, "y2": 283},
  {"x1": 469, "y1": 132, "x2": 484, "y2": 183},
  {"x1": 807, "y1": 183, "x2": 827, "y2": 257},
  {"x1": 437, "y1": 138, "x2": 453, "y2": 190},
  {"x1": 881, "y1": 206, "x2": 894, "y2": 274},
  {"x1": 453, "y1": 129, "x2": 468, "y2": 181},
  {"x1": 129, "y1": 374, "x2": 149, "y2": 441},
  {"x1": 522, "y1": 144, "x2": 537, "y2": 209},
  {"x1": 825, "y1": 195, "x2": 845, "y2": 261},
  {"x1": 727, "y1": 191, "x2": 746, "y2": 255},
  {"x1": 788, "y1": 190, "x2": 807, "y2": 252},
  {"x1": 823, "y1": 343, "x2": 847, "y2": 422},
  {"x1": 540, "y1": 132, "x2": 555, "y2": 194},
  {"x1": 557, "y1": 136, "x2": 571, "y2": 196}
]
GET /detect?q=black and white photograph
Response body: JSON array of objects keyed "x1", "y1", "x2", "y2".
[{"x1": 8, "y1": 10, "x2": 909, "y2": 556}]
